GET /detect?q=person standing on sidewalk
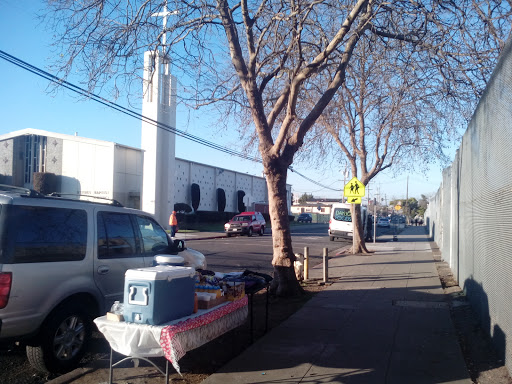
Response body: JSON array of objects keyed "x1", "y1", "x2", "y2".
[{"x1": 169, "y1": 210, "x2": 178, "y2": 237}]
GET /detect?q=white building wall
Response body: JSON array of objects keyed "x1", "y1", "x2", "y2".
[
  {"x1": 174, "y1": 159, "x2": 190, "y2": 206},
  {"x1": 253, "y1": 178, "x2": 267, "y2": 200},
  {"x1": 173, "y1": 160, "x2": 283, "y2": 213},
  {"x1": 113, "y1": 145, "x2": 143, "y2": 208},
  {"x1": 190, "y1": 164, "x2": 216, "y2": 211},
  {"x1": 236, "y1": 173, "x2": 253, "y2": 208},
  {"x1": 217, "y1": 170, "x2": 237, "y2": 212},
  {"x1": 61, "y1": 139, "x2": 114, "y2": 198}
]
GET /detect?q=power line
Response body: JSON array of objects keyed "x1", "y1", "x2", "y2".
[
  {"x1": 0, "y1": 50, "x2": 260, "y2": 162},
  {"x1": 0, "y1": 49, "x2": 340, "y2": 191},
  {"x1": 288, "y1": 167, "x2": 342, "y2": 191}
]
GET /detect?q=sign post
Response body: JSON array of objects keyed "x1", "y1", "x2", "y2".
[
  {"x1": 393, "y1": 204, "x2": 402, "y2": 241},
  {"x1": 343, "y1": 177, "x2": 366, "y2": 253}
]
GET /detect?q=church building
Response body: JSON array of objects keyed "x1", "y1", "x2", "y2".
[{"x1": 0, "y1": 127, "x2": 287, "y2": 224}]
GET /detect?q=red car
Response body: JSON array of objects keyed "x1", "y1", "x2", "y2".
[{"x1": 224, "y1": 211, "x2": 266, "y2": 237}]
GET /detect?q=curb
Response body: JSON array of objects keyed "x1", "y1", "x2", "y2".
[{"x1": 46, "y1": 367, "x2": 95, "y2": 384}]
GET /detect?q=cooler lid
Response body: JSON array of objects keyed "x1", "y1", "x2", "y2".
[
  {"x1": 154, "y1": 255, "x2": 184, "y2": 265},
  {"x1": 125, "y1": 265, "x2": 195, "y2": 280}
]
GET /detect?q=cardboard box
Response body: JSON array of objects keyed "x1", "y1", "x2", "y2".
[
  {"x1": 106, "y1": 312, "x2": 124, "y2": 322},
  {"x1": 197, "y1": 295, "x2": 227, "y2": 309},
  {"x1": 225, "y1": 281, "x2": 245, "y2": 301}
]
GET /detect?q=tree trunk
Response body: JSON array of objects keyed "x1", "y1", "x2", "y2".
[
  {"x1": 351, "y1": 204, "x2": 370, "y2": 254},
  {"x1": 265, "y1": 165, "x2": 303, "y2": 297}
]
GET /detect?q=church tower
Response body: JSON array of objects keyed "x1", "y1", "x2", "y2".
[{"x1": 141, "y1": 51, "x2": 177, "y2": 227}]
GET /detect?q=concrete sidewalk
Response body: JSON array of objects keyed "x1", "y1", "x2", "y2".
[{"x1": 202, "y1": 226, "x2": 471, "y2": 384}]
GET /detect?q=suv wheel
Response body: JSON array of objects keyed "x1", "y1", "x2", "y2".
[
  {"x1": 259, "y1": 226, "x2": 265, "y2": 236},
  {"x1": 247, "y1": 227, "x2": 253, "y2": 237},
  {"x1": 26, "y1": 304, "x2": 91, "y2": 374}
]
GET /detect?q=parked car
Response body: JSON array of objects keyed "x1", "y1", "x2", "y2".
[
  {"x1": 0, "y1": 185, "x2": 206, "y2": 374},
  {"x1": 224, "y1": 211, "x2": 266, "y2": 237},
  {"x1": 297, "y1": 213, "x2": 313, "y2": 223},
  {"x1": 377, "y1": 217, "x2": 390, "y2": 227}
]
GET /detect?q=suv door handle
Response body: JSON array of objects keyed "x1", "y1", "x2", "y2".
[{"x1": 97, "y1": 266, "x2": 110, "y2": 275}]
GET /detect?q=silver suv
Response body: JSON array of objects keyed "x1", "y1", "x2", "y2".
[{"x1": 0, "y1": 185, "x2": 205, "y2": 373}]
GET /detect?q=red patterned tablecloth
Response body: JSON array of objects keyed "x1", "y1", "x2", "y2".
[
  {"x1": 95, "y1": 296, "x2": 248, "y2": 375},
  {"x1": 160, "y1": 296, "x2": 248, "y2": 373}
]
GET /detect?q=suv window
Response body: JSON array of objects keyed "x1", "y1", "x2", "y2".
[
  {"x1": 136, "y1": 215, "x2": 169, "y2": 254},
  {"x1": 97, "y1": 212, "x2": 139, "y2": 259},
  {"x1": 6, "y1": 205, "x2": 87, "y2": 263}
]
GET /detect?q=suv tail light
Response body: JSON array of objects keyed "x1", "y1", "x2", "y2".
[{"x1": 0, "y1": 272, "x2": 12, "y2": 309}]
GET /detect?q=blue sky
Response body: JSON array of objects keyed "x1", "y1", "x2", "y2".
[{"x1": 0, "y1": 0, "x2": 447, "y2": 203}]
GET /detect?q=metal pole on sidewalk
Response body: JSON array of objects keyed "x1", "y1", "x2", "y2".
[
  {"x1": 323, "y1": 248, "x2": 329, "y2": 283},
  {"x1": 304, "y1": 247, "x2": 309, "y2": 281},
  {"x1": 373, "y1": 202, "x2": 377, "y2": 244},
  {"x1": 351, "y1": 204, "x2": 355, "y2": 254}
]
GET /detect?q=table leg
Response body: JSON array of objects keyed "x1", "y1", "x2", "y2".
[
  {"x1": 265, "y1": 285, "x2": 269, "y2": 333},
  {"x1": 249, "y1": 292, "x2": 254, "y2": 343},
  {"x1": 109, "y1": 348, "x2": 169, "y2": 382},
  {"x1": 109, "y1": 347, "x2": 114, "y2": 384}
]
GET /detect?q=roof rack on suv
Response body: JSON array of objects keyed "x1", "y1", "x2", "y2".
[
  {"x1": 0, "y1": 184, "x2": 44, "y2": 197},
  {"x1": 48, "y1": 193, "x2": 124, "y2": 207},
  {"x1": 0, "y1": 185, "x2": 123, "y2": 207}
]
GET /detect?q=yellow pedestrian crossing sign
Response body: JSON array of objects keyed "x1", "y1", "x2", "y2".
[
  {"x1": 344, "y1": 177, "x2": 365, "y2": 197},
  {"x1": 347, "y1": 196, "x2": 362, "y2": 204}
]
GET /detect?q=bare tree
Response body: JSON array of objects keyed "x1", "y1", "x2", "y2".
[
  {"x1": 44, "y1": 0, "x2": 512, "y2": 295},
  {"x1": 313, "y1": 35, "x2": 452, "y2": 253},
  {"x1": 303, "y1": 2, "x2": 512, "y2": 253}
]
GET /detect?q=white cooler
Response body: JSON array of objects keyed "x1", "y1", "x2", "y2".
[{"x1": 123, "y1": 265, "x2": 196, "y2": 325}]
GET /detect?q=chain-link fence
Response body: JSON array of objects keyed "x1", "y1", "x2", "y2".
[{"x1": 425, "y1": 39, "x2": 512, "y2": 374}]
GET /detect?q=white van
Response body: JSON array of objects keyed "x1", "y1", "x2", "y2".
[{"x1": 328, "y1": 202, "x2": 368, "y2": 241}]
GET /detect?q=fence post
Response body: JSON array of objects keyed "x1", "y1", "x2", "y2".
[
  {"x1": 323, "y1": 248, "x2": 329, "y2": 283},
  {"x1": 304, "y1": 247, "x2": 309, "y2": 281}
]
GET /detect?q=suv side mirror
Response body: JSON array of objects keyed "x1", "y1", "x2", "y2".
[{"x1": 173, "y1": 239, "x2": 185, "y2": 252}]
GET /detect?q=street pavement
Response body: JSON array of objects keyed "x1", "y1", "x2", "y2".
[
  {"x1": 202, "y1": 225, "x2": 471, "y2": 384},
  {"x1": 174, "y1": 231, "x2": 227, "y2": 241}
]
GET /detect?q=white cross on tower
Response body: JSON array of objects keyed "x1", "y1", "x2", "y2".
[{"x1": 151, "y1": 2, "x2": 178, "y2": 55}]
